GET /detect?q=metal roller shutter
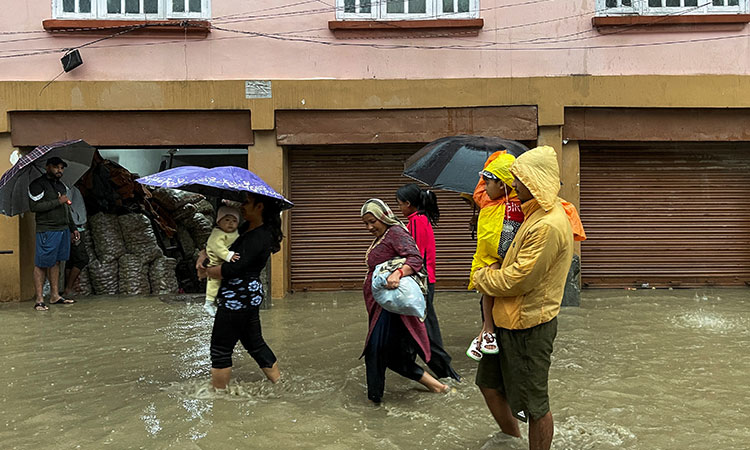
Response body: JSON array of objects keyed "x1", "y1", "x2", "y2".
[
  {"x1": 289, "y1": 147, "x2": 476, "y2": 291},
  {"x1": 580, "y1": 145, "x2": 750, "y2": 288}
]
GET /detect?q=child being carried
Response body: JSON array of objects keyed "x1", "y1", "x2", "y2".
[
  {"x1": 203, "y1": 205, "x2": 241, "y2": 316},
  {"x1": 466, "y1": 153, "x2": 523, "y2": 361}
]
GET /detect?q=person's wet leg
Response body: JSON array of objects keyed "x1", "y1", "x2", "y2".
[
  {"x1": 238, "y1": 306, "x2": 280, "y2": 382},
  {"x1": 261, "y1": 362, "x2": 281, "y2": 383},
  {"x1": 479, "y1": 386, "x2": 521, "y2": 437},
  {"x1": 210, "y1": 309, "x2": 239, "y2": 389},
  {"x1": 48, "y1": 263, "x2": 62, "y2": 303},
  {"x1": 365, "y1": 312, "x2": 390, "y2": 403},
  {"x1": 385, "y1": 315, "x2": 448, "y2": 393},
  {"x1": 424, "y1": 284, "x2": 460, "y2": 381},
  {"x1": 529, "y1": 411, "x2": 553, "y2": 450},
  {"x1": 33, "y1": 266, "x2": 46, "y2": 304},
  {"x1": 63, "y1": 266, "x2": 81, "y2": 298},
  {"x1": 211, "y1": 367, "x2": 232, "y2": 389}
]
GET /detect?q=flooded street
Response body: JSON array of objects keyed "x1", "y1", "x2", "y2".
[{"x1": 1, "y1": 289, "x2": 748, "y2": 449}]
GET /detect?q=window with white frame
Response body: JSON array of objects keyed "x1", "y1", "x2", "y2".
[
  {"x1": 337, "y1": 0, "x2": 479, "y2": 20},
  {"x1": 53, "y1": 0, "x2": 211, "y2": 20},
  {"x1": 598, "y1": 0, "x2": 747, "y2": 15}
]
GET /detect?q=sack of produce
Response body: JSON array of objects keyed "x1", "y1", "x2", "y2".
[
  {"x1": 149, "y1": 256, "x2": 180, "y2": 295},
  {"x1": 151, "y1": 188, "x2": 204, "y2": 211},
  {"x1": 175, "y1": 224, "x2": 196, "y2": 257},
  {"x1": 118, "y1": 213, "x2": 164, "y2": 264},
  {"x1": 89, "y1": 213, "x2": 126, "y2": 263},
  {"x1": 172, "y1": 203, "x2": 197, "y2": 222},
  {"x1": 184, "y1": 212, "x2": 213, "y2": 249},
  {"x1": 77, "y1": 267, "x2": 93, "y2": 297},
  {"x1": 194, "y1": 199, "x2": 215, "y2": 217},
  {"x1": 118, "y1": 253, "x2": 151, "y2": 296},
  {"x1": 88, "y1": 259, "x2": 119, "y2": 295}
]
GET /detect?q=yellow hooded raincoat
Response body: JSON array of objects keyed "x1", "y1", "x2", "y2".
[
  {"x1": 472, "y1": 146, "x2": 575, "y2": 330},
  {"x1": 467, "y1": 152, "x2": 519, "y2": 290}
]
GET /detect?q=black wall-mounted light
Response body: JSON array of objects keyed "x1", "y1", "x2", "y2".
[{"x1": 61, "y1": 49, "x2": 83, "y2": 72}]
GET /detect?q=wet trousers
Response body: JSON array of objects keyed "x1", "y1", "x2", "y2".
[
  {"x1": 365, "y1": 310, "x2": 425, "y2": 403},
  {"x1": 210, "y1": 306, "x2": 276, "y2": 369},
  {"x1": 422, "y1": 283, "x2": 460, "y2": 381}
]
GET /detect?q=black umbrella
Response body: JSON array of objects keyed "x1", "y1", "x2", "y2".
[
  {"x1": 0, "y1": 140, "x2": 96, "y2": 216},
  {"x1": 403, "y1": 135, "x2": 529, "y2": 194}
]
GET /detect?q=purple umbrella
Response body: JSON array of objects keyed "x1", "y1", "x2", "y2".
[
  {"x1": 136, "y1": 166, "x2": 293, "y2": 210},
  {"x1": 0, "y1": 140, "x2": 96, "y2": 216}
]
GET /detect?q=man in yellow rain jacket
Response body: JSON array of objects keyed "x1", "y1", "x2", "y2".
[{"x1": 472, "y1": 145, "x2": 574, "y2": 450}]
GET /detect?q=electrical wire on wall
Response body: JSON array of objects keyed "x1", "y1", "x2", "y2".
[{"x1": 0, "y1": 0, "x2": 745, "y2": 62}]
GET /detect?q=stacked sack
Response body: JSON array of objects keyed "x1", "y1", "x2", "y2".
[
  {"x1": 118, "y1": 254, "x2": 151, "y2": 295},
  {"x1": 76, "y1": 267, "x2": 93, "y2": 297},
  {"x1": 82, "y1": 211, "x2": 179, "y2": 296},
  {"x1": 150, "y1": 188, "x2": 215, "y2": 264},
  {"x1": 149, "y1": 256, "x2": 180, "y2": 295},
  {"x1": 118, "y1": 213, "x2": 165, "y2": 295},
  {"x1": 75, "y1": 230, "x2": 95, "y2": 296},
  {"x1": 87, "y1": 213, "x2": 123, "y2": 294}
]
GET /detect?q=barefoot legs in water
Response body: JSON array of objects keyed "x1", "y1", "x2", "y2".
[
  {"x1": 211, "y1": 367, "x2": 232, "y2": 389},
  {"x1": 529, "y1": 411, "x2": 553, "y2": 450},
  {"x1": 418, "y1": 371, "x2": 449, "y2": 393},
  {"x1": 211, "y1": 362, "x2": 281, "y2": 389},
  {"x1": 479, "y1": 386, "x2": 521, "y2": 438},
  {"x1": 261, "y1": 362, "x2": 281, "y2": 383}
]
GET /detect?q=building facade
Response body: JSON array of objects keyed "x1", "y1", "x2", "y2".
[{"x1": 2, "y1": 0, "x2": 750, "y2": 301}]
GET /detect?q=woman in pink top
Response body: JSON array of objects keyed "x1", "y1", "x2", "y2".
[{"x1": 396, "y1": 184, "x2": 460, "y2": 382}]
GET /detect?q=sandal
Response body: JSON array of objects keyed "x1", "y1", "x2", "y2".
[
  {"x1": 50, "y1": 297, "x2": 76, "y2": 305},
  {"x1": 466, "y1": 337, "x2": 483, "y2": 362},
  {"x1": 480, "y1": 331, "x2": 499, "y2": 355},
  {"x1": 33, "y1": 302, "x2": 49, "y2": 311}
]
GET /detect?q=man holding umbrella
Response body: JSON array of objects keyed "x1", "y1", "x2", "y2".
[{"x1": 28, "y1": 156, "x2": 79, "y2": 310}]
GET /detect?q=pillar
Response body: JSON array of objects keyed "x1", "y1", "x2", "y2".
[
  {"x1": 0, "y1": 134, "x2": 35, "y2": 302},
  {"x1": 249, "y1": 130, "x2": 289, "y2": 299},
  {"x1": 538, "y1": 126, "x2": 581, "y2": 306}
]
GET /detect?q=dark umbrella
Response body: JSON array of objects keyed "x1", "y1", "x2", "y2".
[
  {"x1": 0, "y1": 139, "x2": 96, "y2": 216},
  {"x1": 403, "y1": 135, "x2": 529, "y2": 194},
  {"x1": 135, "y1": 165, "x2": 293, "y2": 210}
]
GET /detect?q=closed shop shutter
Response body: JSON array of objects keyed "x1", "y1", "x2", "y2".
[
  {"x1": 580, "y1": 145, "x2": 750, "y2": 287},
  {"x1": 289, "y1": 147, "x2": 476, "y2": 291}
]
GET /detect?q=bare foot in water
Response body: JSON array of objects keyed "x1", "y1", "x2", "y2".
[
  {"x1": 418, "y1": 372, "x2": 450, "y2": 393},
  {"x1": 262, "y1": 363, "x2": 281, "y2": 383}
]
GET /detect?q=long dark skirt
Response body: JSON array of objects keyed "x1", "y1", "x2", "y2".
[
  {"x1": 423, "y1": 283, "x2": 461, "y2": 381},
  {"x1": 364, "y1": 310, "x2": 425, "y2": 403}
]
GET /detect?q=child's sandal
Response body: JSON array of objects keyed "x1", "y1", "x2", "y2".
[
  {"x1": 480, "y1": 331, "x2": 499, "y2": 355},
  {"x1": 466, "y1": 337, "x2": 483, "y2": 361}
]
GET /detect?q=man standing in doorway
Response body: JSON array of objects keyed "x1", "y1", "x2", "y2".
[
  {"x1": 472, "y1": 146, "x2": 574, "y2": 450},
  {"x1": 28, "y1": 156, "x2": 79, "y2": 310}
]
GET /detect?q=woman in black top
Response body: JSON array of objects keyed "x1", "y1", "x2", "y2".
[{"x1": 198, "y1": 193, "x2": 284, "y2": 389}]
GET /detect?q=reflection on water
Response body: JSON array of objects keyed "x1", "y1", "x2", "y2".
[{"x1": 1, "y1": 289, "x2": 748, "y2": 449}]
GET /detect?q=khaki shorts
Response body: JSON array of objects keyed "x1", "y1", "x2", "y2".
[{"x1": 475, "y1": 317, "x2": 558, "y2": 422}]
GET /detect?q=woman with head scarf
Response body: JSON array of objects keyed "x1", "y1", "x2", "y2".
[{"x1": 360, "y1": 198, "x2": 449, "y2": 404}]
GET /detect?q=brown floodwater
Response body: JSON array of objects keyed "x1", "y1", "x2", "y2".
[{"x1": 1, "y1": 288, "x2": 748, "y2": 449}]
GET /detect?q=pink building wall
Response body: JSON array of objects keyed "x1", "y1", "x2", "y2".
[{"x1": 1, "y1": 0, "x2": 749, "y2": 81}]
